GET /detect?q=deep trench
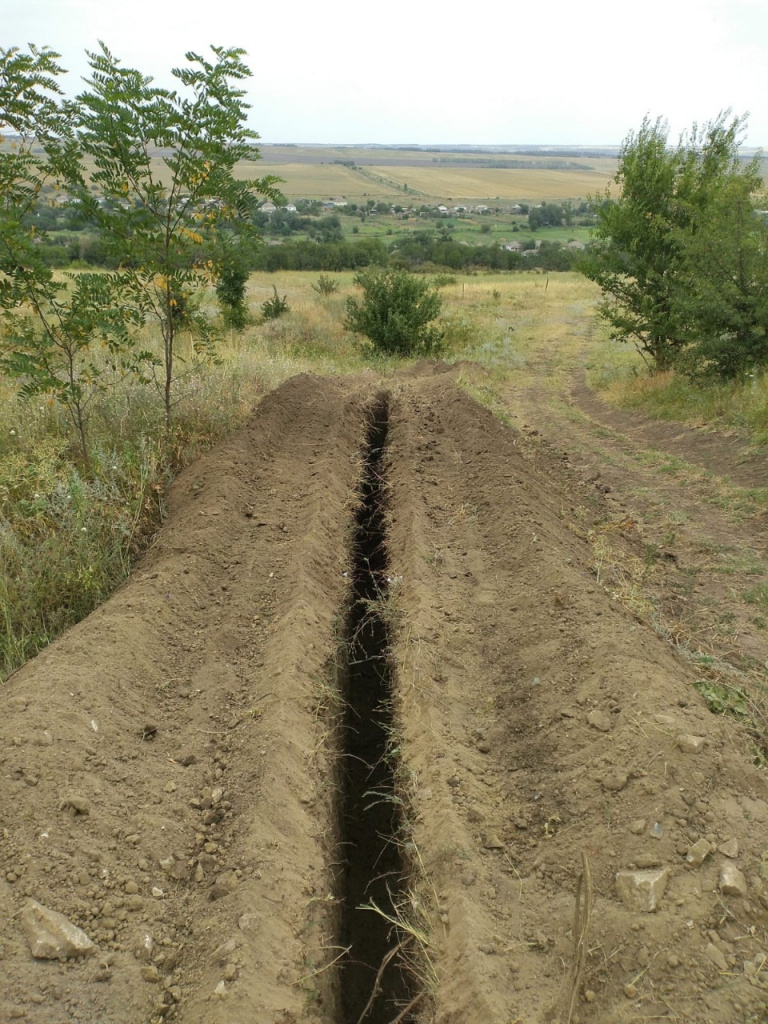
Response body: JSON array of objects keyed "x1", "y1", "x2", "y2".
[{"x1": 336, "y1": 396, "x2": 416, "y2": 1024}]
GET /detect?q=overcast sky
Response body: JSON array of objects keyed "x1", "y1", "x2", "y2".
[{"x1": 4, "y1": 0, "x2": 767, "y2": 148}]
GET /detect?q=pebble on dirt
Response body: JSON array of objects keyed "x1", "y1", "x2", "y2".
[
  {"x1": 602, "y1": 769, "x2": 628, "y2": 792},
  {"x1": 59, "y1": 794, "x2": 90, "y2": 816},
  {"x1": 676, "y1": 733, "x2": 706, "y2": 754},
  {"x1": 706, "y1": 943, "x2": 729, "y2": 972},
  {"x1": 720, "y1": 863, "x2": 748, "y2": 896},
  {"x1": 686, "y1": 838, "x2": 712, "y2": 867},
  {"x1": 209, "y1": 870, "x2": 239, "y2": 900},
  {"x1": 587, "y1": 709, "x2": 612, "y2": 732},
  {"x1": 719, "y1": 838, "x2": 739, "y2": 858},
  {"x1": 615, "y1": 868, "x2": 670, "y2": 912},
  {"x1": 21, "y1": 900, "x2": 95, "y2": 959},
  {"x1": 483, "y1": 833, "x2": 505, "y2": 850}
]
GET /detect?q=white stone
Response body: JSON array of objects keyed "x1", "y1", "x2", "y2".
[
  {"x1": 21, "y1": 900, "x2": 95, "y2": 959},
  {"x1": 706, "y1": 942, "x2": 728, "y2": 972},
  {"x1": 686, "y1": 838, "x2": 712, "y2": 867},
  {"x1": 720, "y1": 863, "x2": 747, "y2": 896},
  {"x1": 615, "y1": 868, "x2": 670, "y2": 912},
  {"x1": 676, "y1": 733, "x2": 706, "y2": 753}
]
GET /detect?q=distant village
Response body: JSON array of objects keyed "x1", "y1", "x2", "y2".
[{"x1": 257, "y1": 197, "x2": 588, "y2": 253}]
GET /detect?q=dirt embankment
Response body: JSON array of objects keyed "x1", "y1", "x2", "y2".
[{"x1": 2, "y1": 369, "x2": 768, "y2": 1024}]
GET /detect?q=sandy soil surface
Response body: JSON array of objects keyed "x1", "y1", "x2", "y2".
[{"x1": 2, "y1": 366, "x2": 768, "y2": 1024}]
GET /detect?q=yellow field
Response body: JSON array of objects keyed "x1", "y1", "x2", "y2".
[
  {"x1": 243, "y1": 154, "x2": 620, "y2": 203},
  {"x1": 235, "y1": 162, "x2": 404, "y2": 200},
  {"x1": 25, "y1": 142, "x2": 618, "y2": 203},
  {"x1": 365, "y1": 163, "x2": 617, "y2": 202}
]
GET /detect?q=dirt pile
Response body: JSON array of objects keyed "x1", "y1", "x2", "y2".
[{"x1": 2, "y1": 368, "x2": 768, "y2": 1024}]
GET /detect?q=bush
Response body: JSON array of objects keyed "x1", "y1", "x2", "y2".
[
  {"x1": 261, "y1": 286, "x2": 290, "y2": 320},
  {"x1": 345, "y1": 268, "x2": 443, "y2": 357},
  {"x1": 312, "y1": 274, "x2": 339, "y2": 296}
]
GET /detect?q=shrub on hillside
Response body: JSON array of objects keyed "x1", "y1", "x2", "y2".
[
  {"x1": 344, "y1": 268, "x2": 443, "y2": 357},
  {"x1": 312, "y1": 274, "x2": 339, "y2": 296}
]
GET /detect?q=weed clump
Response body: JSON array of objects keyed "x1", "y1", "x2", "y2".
[{"x1": 261, "y1": 286, "x2": 290, "y2": 321}]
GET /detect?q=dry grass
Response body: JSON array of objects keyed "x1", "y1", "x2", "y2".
[
  {"x1": 595, "y1": 365, "x2": 768, "y2": 445},
  {"x1": 0, "y1": 271, "x2": 371, "y2": 680}
]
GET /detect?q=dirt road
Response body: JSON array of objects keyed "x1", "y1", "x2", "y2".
[{"x1": 2, "y1": 368, "x2": 768, "y2": 1024}]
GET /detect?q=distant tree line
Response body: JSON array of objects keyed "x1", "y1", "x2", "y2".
[
  {"x1": 20, "y1": 194, "x2": 584, "y2": 275},
  {"x1": 251, "y1": 235, "x2": 580, "y2": 273}
]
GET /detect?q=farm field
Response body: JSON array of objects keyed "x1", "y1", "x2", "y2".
[
  {"x1": 234, "y1": 160, "x2": 405, "y2": 200},
  {"x1": 362, "y1": 163, "x2": 614, "y2": 201},
  {"x1": 256, "y1": 145, "x2": 620, "y2": 168},
  {"x1": 2, "y1": 273, "x2": 768, "y2": 1024},
  {"x1": 250, "y1": 146, "x2": 620, "y2": 202},
  {"x1": 247, "y1": 155, "x2": 618, "y2": 203}
]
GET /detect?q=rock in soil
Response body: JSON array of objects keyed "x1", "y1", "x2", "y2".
[
  {"x1": 720, "y1": 863, "x2": 748, "y2": 896},
  {"x1": 21, "y1": 900, "x2": 95, "y2": 959},
  {"x1": 615, "y1": 868, "x2": 670, "y2": 912}
]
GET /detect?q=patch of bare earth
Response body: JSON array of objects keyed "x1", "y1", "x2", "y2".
[{"x1": 2, "y1": 368, "x2": 768, "y2": 1024}]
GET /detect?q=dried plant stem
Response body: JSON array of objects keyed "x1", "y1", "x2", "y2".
[
  {"x1": 561, "y1": 850, "x2": 594, "y2": 1024},
  {"x1": 386, "y1": 990, "x2": 425, "y2": 1024},
  {"x1": 355, "y1": 938, "x2": 410, "y2": 1024}
]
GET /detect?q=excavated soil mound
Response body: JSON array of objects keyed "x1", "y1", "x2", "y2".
[{"x1": 2, "y1": 370, "x2": 768, "y2": 1024}]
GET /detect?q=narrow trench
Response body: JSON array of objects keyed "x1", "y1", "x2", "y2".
[{"x1": 336, "y1": 394, "x2": 417, "y2": 1024}]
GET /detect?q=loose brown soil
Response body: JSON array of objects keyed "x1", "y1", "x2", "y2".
[{"x1": 3, "y1": 367, "x2": 768, "y2": 1024}]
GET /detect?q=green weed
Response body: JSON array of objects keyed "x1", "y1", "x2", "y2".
[
  {"x1": 694, "y1": 679, "x2": 750, "y2": 719},
  {"x1": 744, "y1": 584, "x2": 768, "y2": 611}
]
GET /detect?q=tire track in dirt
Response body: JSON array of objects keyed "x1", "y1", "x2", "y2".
[
  {"x1": 3, "y1": 370, "x2": 768, "y2": 1024},
  {"x1": 492, "y1": 362, "x2": 768, "y2": 671},
  {"x1": 572, "y1": 373, "x2": 768, "y2": 491}
]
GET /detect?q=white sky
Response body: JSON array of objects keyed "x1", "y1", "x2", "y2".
[{"x1": 4, "y1": 0, "x2": 768, "y2": 147}]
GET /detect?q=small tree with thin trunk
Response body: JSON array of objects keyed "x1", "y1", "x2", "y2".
[
  {"x1": 0, "y1": 45, "x2": 146, "y2": 464},
  {"x1": 72, "y1": 43, "x2": 282, "y2": 428}
]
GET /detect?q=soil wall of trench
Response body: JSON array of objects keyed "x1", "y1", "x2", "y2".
[{"x1": 2, "y1": 368, "x2": 768, "y2": 1024}]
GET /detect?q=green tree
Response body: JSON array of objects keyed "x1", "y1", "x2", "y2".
[
  {"x1": 72, "y1": 43, "x2": 282, "y2": 427},
  {"x1": 214, "y1": 234, "x2": 261, "y2": 330},
  {"x1": 312, "y1": 273, "x2": 339, "y2": 296},
  {"x1": 675, "y1": 174, "x2": 768, "y2": 378},
  {"x1": 582, "y1": 113, "x2": 751, "y2": 370},
  {"x1": 345, "y1": 267, "x2": 443, "y2": 356},
  {"x1": 0, "y1": 46, "x2": 145, "y2": 462},
  {"x1": 528, "y1": 202, "x2": 565, "y2": 231},
  {"x1": 1, "y1": 273, "x2": 147, "y2": 461}
]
